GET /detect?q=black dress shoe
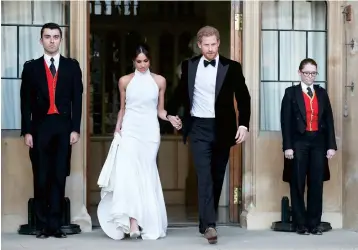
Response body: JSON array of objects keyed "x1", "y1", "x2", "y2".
[
  {"x1": 53, "y1": 229, "x2": 67, "y2": 238},
  {"x1": 310, "y1": 227, "x2": 323, "y2": 235},
  {"x1": 36, "y1": 229, "x2": 50, "y2": 239},
  {"x1": 199, "y1": 220, "x2": 205, "y2": 234},
  {"x1": 296, "y1": 226, "x2": 309, "y2": 235}
]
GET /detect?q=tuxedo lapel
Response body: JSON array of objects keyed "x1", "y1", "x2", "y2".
[
  {"x1": 188, "y1": 57, "x2": 200, "y2": 107},
  {"x1": 36, "y1": 56, "x2": 49, "y2": 98},
  {"x1": 215, "y1": 56, "x2": 229, "y2": 101},
  {"x1": 56, "y1": 55, "x2": 65, "y2": 94},
  {"x1": 294, "y1": 84, "x2": 306, "y2": 122},
  {"x1": 314, "y1": 85, "x2": 324, "y2": 122}
]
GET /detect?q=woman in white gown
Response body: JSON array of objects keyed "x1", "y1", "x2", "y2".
[{"x1": 97, "y1": 44, "x2": 182, "y2": 240}]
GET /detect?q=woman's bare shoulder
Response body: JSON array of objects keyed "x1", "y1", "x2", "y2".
[
  {"x1": 119, "y1": 73, "x2": 135, "y2": 88},
  {"x1": 151, "y1": 73, "x2": 166, "y2": 86}
]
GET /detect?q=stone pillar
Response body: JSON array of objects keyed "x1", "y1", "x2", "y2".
[
  {"x1": 66, "y1": 0, "x2": 92, "y2": 232},
  {"x1": 324, "y1": 1, "x2": 344, "y2": 228},
  {"x1": 342, "y1": 1, "x2": 358, "y2": 230},
  {"x1": 240, "y1": 0, "x2": 260, "y2": 229}
]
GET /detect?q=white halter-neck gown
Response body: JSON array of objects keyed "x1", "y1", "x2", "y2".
[{"x1": 97, "y1": 69, "x2": 167, "y2": 240}]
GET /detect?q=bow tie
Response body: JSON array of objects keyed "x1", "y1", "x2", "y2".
[{"x1": 204, "y1": 59, "x2": 216, "y2": 67}]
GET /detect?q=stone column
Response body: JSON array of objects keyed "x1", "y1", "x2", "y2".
[
  {"x1": 325, "y1": 1, "x2": 344, "y2": 228},
  {"x1": 240, "y1": 0, "x2": 260, "y2": 229},
  {"x1": 66, "y1": 0, "x2": 92, "y2": 232},
  {"x1": 341, "y1": 1, "x2": 358, "y2": 230}
]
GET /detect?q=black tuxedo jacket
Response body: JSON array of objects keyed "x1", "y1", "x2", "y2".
[
  {"x1": 280, "y1": 84, "x2": 337, "y2": 182},
  {"x1": 167, "y1": 55, "x2": 251, "y2": 146},
  {"x1": 20, "y1": 55, "x2": 83, "y2": 136}
]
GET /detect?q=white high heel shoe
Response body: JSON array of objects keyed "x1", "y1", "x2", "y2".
[{"x1": 129, "y1": 230, "x2": 140, "y2": 239}]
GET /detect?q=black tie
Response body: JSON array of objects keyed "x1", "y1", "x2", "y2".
[
  {"x1": 307, "y1": 87, "x2": 313, "y2": 98},
  {"x1": 50, "y1": 57, "x2": 56, "y2": 77},
  {"x1": 204, "y1": 59, "x2": 216, "y2": 67}
]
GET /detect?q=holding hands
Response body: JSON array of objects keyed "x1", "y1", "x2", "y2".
[{"x1": 167, "y1": 115, "x2": 182, "y2": 130}]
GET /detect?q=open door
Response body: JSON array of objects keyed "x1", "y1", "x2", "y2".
[
  {"x1": 86, "y1": 0, "x2": 243, "y2": 226},
  {"x1": 229, "y1": 0, "x2": 243, "y2": 223}
]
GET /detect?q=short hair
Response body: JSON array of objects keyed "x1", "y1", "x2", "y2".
[
  {"x1": 197, "y1": 26, "x2": 220, "y2": 43},
  {"x1": 41, "y1": 22, "x2": 62, "y2": 38},
  {"x1": 299, "y1": 58, "x2": 317, "y2": 71},
  {"x1": 132, "y1": 43, "x2": 151, "y2": 61}
]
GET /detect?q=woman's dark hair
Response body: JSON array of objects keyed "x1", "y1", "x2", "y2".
[
  {"x1": 299, "y1": 58, "x2": 317, "y2": 71},
  {"x1": 133, "y1": 43, "x2": 151, "y2": 61}
]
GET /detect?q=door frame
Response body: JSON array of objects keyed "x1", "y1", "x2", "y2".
[
  {"x1": 229, "y1": 0, "x2": 243, "y2": 223},
  {"x1": 85, "y1": 0, "x2": 244, "y2": 223},
  {"x1": 86, "y1": 1, "x2": 91, "y2": 208}
]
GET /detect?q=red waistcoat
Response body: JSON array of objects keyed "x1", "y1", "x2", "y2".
[
  {"x1": 44, "y1": 60, "x2": 59, "y2": 114},
  {"x1": 302, "y1": 91, "x2": 318, "y2": 131}
]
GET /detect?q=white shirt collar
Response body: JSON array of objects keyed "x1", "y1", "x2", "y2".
[
  {"x1": 44, "y1": 53, "x2": 60, "y2": 65},
  {"x1": 301, "y1": 82, "x2": 314, "y2": 93}
]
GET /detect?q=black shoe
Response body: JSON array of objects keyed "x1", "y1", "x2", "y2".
[
  {"x1": 296, "y1": 225, "x2": 309, "y2": 235},
  {"x1": 199, "y1": 220, "x2": 204, "y2": 234},
  {"x1": 310, "y1": 227, "x2": 323, "y2": 235},
  {"x1": 36, "y1": 229, "x2": 50, "y2": 239},
  {"x1": 53, "y1": 229, "x2": 67, "y2": 238}
]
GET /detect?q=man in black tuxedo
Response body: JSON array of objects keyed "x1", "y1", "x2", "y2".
[
  {"x1": 20, "y1": 22, "x2": 83, "y2": 238},
  {"x1": 167, "y1": 26, "x2": 251, "y2": 244},
  {"x1": 280, "y1": 58, "x2": 337, "y2": 235}
]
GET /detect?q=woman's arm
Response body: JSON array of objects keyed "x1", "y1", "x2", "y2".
[
  {"x1": 155, "y1": 74, "x2": 169, "y2": 121},
  {"x1": 115, "y1": 76, "x2": 129, "y2": 132}
]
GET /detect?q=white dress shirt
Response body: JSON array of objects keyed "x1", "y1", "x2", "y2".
[
  {"x1": 190, "y1": 54, "x2": 248, "y2": 131},
  {"x1": 44, "y1": 53, "x2": 60, "y2": 71},
  {"x1": 301, "y1": 82, "x2": 314, "y2": 95},
  {"x1": 190, "y1": 55, "x2": 219, "y2": 118}
]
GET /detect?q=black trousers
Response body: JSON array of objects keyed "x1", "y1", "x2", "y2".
[
  {"x1": 31, "y1": 115, "x2": 71, "y2": 232},
  {"x1": 189, "y1": 117, "x2": 231, "y2": 233},
  {"x1": 290, "y1": 131, "x2": 326, "y2": 229}
]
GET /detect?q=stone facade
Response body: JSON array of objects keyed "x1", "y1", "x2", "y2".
[{"x1": 2, "y1": 1, "x2": 358, "y2": 232}]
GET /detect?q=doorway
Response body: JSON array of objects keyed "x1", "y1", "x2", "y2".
[{"x1": 86, "y1": 0, "x2": 243, "y2": 228}]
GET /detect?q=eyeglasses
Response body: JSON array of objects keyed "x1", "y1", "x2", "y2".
[{"x1": 301, "y1": 71, "x2": 318, "y2": 77}]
